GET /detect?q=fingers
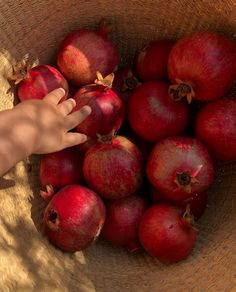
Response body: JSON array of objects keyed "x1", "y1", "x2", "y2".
[
  {"x1": 58, "y1": 98, "x2": 76, "y2": 116},
  {"x1": 43, "y1": 88, "x2": 66, "y2": 104},
  {"x1": 62, "y1": 132, "x2": 88, "y2": 148},
  {"x1": 64, "y1": 105, "x2": 92, "y2": 131}
]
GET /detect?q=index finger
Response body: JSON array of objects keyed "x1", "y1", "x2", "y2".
[{"x1": 43, "y1": 88, "x2": 66, "y2": 105}]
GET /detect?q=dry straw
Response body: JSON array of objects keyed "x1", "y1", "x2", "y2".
[{"x1": 0, "y1": 0, "x2": 235, "y2": 291}]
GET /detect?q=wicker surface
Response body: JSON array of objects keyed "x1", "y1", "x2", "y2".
[{"x1": 0, "y1": 0, "x2": 235, "y2": 291}]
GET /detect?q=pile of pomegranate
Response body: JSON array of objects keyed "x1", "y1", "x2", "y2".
[{"x1": 11, "y1": 20, "x2": 236, "y2": 263}]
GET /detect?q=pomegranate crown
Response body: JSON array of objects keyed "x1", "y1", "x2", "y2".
[{"x1": 9, "y1": 59, "x2": 32, "y2": 85}]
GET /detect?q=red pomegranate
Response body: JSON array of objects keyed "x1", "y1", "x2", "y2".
[
  {"x1": 150, "y1": 187, "x2": 208, "y2": 220},
  {"x1": 39, "y1": 147, "x2": 84, "y2": 197},
  {"x1": 57, "y1": 20, "x2": 119, "y2": 86},
  {"x1": 139, "y1": 204, "x2": 197, "y2": 263},
  {"x1": 180, "y1": 192, "x2": 208, "y2": 220},
  {"x1": 168, "y1": 32, "x2": 236, "y2": 102},
  {"x1": 135, "y1": 40, "x2": 174, "y2": 81},
  {"x1": 102, "y1": 193, "x2": 149, "y2": 252},
  {"x1": 195, "y1": 98, "x2": 236, "y2": 161},
  {"x1": 112, "y1": 67, "x2": 140, "y2": 102},
  {"x1": 10, "y1": 62, "x2": 68, "y2": 101},
  {"x1": 147, "y1": 136, "x2": 215, "y2": 201},
  {"x1": 43, "y1": 185, "x2": 106, "y2": 252},
  {"x1": 73, "y1": 81, "x2": 125, "y2": 138},
  {"x1": 83, "y1": 135, "x2": 144, "y2": 200},
  {"x1": 127, "y1": 81, "x2": 188, "y2": 142}
]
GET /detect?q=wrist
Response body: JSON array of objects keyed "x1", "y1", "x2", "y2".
[
  {"x1": 0, "y1": 106, "x2": 39, "y2": 176},
  {"x1": 10, "y1": 105, "x2": 39, "y2": 155}
]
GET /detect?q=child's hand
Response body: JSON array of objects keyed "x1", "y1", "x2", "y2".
[{"x1": 14, "y1": 88, "x2": 91, "y2": 154}]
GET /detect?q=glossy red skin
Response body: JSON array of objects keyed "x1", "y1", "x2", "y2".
[
  {"x1": 40, "y1": 147, "x2": 84, "y2": 188},
  {"x1": 195, "y1": 98, "x2": 236, "y2": 161},
  {"x1": 135, "y1": 40, "x2": 174, "y2": 81},
  {"x1": 112, "y1": 67, "x2": 139, "y2": 102},
  {"x1": 18, "y1": 65, "x2": 68, "y2": 101},
  {"x1": 139, "y1": 204, "x2": 197, "y2": 263},
  {"x1": 102, "y1": 193, "x2": 149, "y2": 251},
  {"x1": 150, "y1": 187, "x2": 208, "y2": 220},
  {"x1": 168, "y1": 32, "x2": 236, "y2": 101},
  {"x1": 83, "y1": 136, "x2": 144, "y2": 200},
  {"x1": 43, "y1": 185, "x2": 105, "y2": 252},
  {"x1": 181, "y1": 191, "x2": 208, "y2": 220},
  {"x1": 73, "y1": 85, "x2": 125, "y2": 137},
  {"x1": 57, "y1": 28, "x2": 119, "y2": 86},
  {"x1": 127, "y1": 81, "x2": 188, "y2": 142},
  {"x1": 147, "y1": 136, "x2": 215, "y2": 201}
]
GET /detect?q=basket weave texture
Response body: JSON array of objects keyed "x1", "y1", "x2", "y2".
[{"x1": 0, "y1": 0, "x2": 235, "y2": 291}]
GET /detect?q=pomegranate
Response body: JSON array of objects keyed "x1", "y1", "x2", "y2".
[
  {"x1": 83, "y1": 135, "x2": 144, "y2": 200},
  {"x1": 112, "y1": 67, "x2": 140, "y2": 102},
  {"x1": 102, "y1": 193, "x2": 149, "y2": 252},
  {"x1": 135, "y1": 40, "x2": 174, "y2": 81},
  {"x1": 168, "y1": 32, "x2": 236, "y2": 103},
  {"x1": 10, "y1": 62, "x2": 68, "y2": 101},
  {"x1": 139, "y1": 204, "x2": 197, "y2": 263},
  {"x1": 147, "y1": 136, "x2": 215, "y2": 201},
  {"x1": 39, "y1": 148, "x2": 84, "y2": 197},
  {"x1": 73, "y1": 79, "x2": 125, "y2": 138},
  {"x1": 57, "y1": 20, "x2": 119, "y2": 86},
  {"x1": 150, "y1": 187, "x2": 208, "y2": 220},
  {"x1": 195, "y1": 98, "x2": 236, "y2": 161},
  {"x1": 180, "y1": 191, "x2": 208, "y2": 220},
  {"x1": 43, "y1": 185, "x2": 105, "y2": 252},
  {"x1": 127, "y1": 81, "x2": 188, "y2": 142}
]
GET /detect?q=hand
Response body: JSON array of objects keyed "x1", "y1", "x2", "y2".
[{"x1": 14, "y1": 88, "x2": 91, "y2": 154}]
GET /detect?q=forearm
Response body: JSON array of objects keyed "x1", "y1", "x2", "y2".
[{"x1": 0, "y1": 108, "x2": 37, "y2": 176}]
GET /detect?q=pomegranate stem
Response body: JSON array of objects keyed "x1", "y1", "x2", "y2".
[
  {"x1": 182, "y1": 204, "x2": 195, "y2": 228},
  {"x1": 96, "y1": 129, "x2": 116, "y2": 143},
  {"x1": 176, "y1": 172, "x2": 191, "y2": 186},
  {"x1": 169, "y1": 80, "x2": 195, "y2": 103},
  {"x1": 47, "y1": 209, "x2": 60, "y2": 231},
  {"x1": 95, "y1": 71, "x2": 114, "y2": 88},
  {"x1": 174, "y1": 171, "x2": 199, "y2": 193},
  {"x1": 48, "y1": 210, "x2": 58, "y2": 223},
  {"x1": 8, "y1": 59, "x2": 32, "y2": 84},
  {"x1": 123, "y1": 76, "x2": 139, "y2": 92}
]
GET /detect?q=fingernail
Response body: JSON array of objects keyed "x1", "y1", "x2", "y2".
[
  {"x1": 80, "y1": 134, "x2": 88, "y2": 143},
  {"x1": 82, "y1": 105, "x2": 92, "y2": 115},
  {"x1": 58, "y1": 88, "x2": 65, "y2": 95},
  {"x1": 68, "y1": 98, "x2": 76, "y2": 107}
]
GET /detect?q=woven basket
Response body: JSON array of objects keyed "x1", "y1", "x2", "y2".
[{"x1": 0, "y1": 0, "x2": 235, "y2": 291}]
